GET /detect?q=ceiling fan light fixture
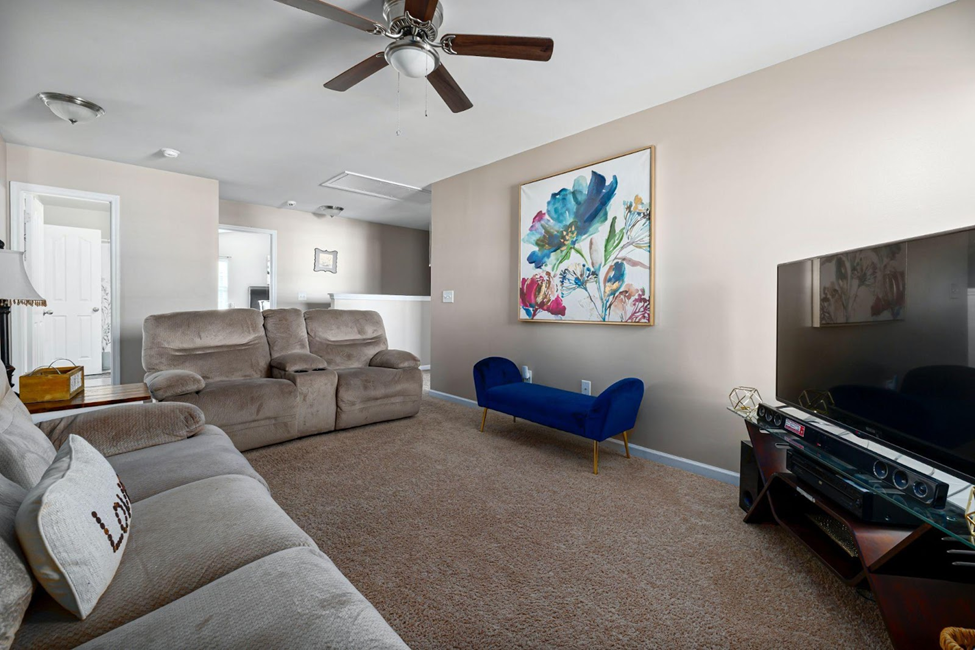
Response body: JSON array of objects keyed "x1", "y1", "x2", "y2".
[
  {"x1": 37, "y1": 92, "x2": 105, "y2": 124},
  {"x1": 385, "y1": 38, "x2": 439, "y2": 78}
]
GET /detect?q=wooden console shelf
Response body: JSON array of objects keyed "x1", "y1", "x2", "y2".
[{"x1": 743, "y1": 421, "x2": 975, "y2": 649}]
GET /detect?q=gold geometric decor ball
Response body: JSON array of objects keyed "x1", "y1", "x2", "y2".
[
  {"x1": 967, "y1": 486, "x2": 975, "y2": 538},
  {"x1": 729, "y1": 387, "x2": 762, "y2": 415}
]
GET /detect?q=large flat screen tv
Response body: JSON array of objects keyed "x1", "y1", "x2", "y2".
[{"x1": 777, "y1": 226, "x2": 975, "y2": 483}]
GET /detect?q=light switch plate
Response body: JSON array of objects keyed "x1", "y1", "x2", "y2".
[
  {"x1": 581, "y1": 380, "x2": 591, "y2": 396},
  {"x1": 442, "y1": 290, "x2": 454, "y2": 303}
]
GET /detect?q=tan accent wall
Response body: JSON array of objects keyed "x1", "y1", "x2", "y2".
[
  {"x1": 219, "y1": 200, "x2": 430, "y2": 309},
  {"x1": 6, "y1": 145, "x2": 219, "y2": 384},
  {"x1": 430, "y1": 1, "x2": 975, "y2": 471}
]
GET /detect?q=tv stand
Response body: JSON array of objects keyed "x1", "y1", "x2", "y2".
[{"x1": 742, "y1": 420, "x2": 975, "y2": 649}]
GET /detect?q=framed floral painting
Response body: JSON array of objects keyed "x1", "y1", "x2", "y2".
[{"x1": 518, "y1": 146, "x2": 654, "y2": 325}]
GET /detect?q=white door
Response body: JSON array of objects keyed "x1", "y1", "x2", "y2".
[
  {"x1": 38, "y1": 225, "x2": 103, "y2": 375},
  {"x1": 24, "y1": 196, "x2": 46, "y2": 373}
]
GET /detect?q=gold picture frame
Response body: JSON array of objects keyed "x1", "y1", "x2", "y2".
[{"x1": 517, "y1": 145, "x2": 655, "y2": 326}]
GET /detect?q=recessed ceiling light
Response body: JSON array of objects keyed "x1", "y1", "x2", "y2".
[
  {"x1": 315, "y1": 205, "x2": 344, "y2": 218},
  {"x1": 160, "y1": 148, "x2": 180, "y2": 159},
  {"x1": 37, "y1": 92, "x2": 104, "y2": 125}
]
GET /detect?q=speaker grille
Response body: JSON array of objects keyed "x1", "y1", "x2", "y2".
[{"x1": 320, "y1": 172, "x2": 430, "y2": 203}]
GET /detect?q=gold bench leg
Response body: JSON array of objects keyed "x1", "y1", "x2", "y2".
[
  {"x1": 622, "y1": 430, "x2": 631, "y2": 459},
  {"x1": 593, "y1": 440, "x2": 599, "y2": 475},
  {"x1": 480, "y1": 408, "x2": 488, "y2": 432}
]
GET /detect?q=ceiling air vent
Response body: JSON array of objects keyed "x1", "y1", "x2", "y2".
[{"x1": 320, "y1": 172, "x2": 430, "y2": 203}]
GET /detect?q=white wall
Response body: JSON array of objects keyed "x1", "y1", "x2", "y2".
[
  {"x1": 218, "y1": 230, "x2": 270, "y2": 309},
  {"x1": 430, "y1": 1, "x2": 975, "y2": 472},
  {"x1": 42, "y1": 203, "x2": 111, "y2": 240},
  {"x1": 6, "y1": 145, "x2": 219, "y2": 383}
]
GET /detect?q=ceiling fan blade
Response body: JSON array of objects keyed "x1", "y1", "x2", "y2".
[
  {"x1": 441, "y1": 34, "x2": 554, "y2": 62},
  {"x1": 427, "y1": 64, "x2": 472, "y2": 113},
  {"x1": 275, "y1": 0, "x2": 382, "y2": 33},
  {"x1": 324, "y1": 53, "x2": 389, "y2": 91},
  {"x1": 404, "y1": 0, "x2": 439, "y2": 22}
]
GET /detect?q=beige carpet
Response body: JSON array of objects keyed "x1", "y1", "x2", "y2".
[{"x1": 245, "y1": 395, "x2": 891, "y2": 649}]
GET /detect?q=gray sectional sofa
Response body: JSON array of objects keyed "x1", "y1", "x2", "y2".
[
  {"x1": 142, "y1": 308, "x2": 422, "y2": 451},
  {"x1": 0, "y1": 366, "x2": 408, "y2": 649}
]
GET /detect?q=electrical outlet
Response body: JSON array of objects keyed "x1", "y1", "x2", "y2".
[
  {"x1": 298, "y1": 291, "x2": 308, "y2": 301},
  {"x1": 442, "y1": 290, "x2": 454, "y2": 303},
  {"x1": 581, "y1": 380, "x2": 591, "y2": 396},
  {"x1": 522, "y1": 366, "x2": 532, "y2": 383}
]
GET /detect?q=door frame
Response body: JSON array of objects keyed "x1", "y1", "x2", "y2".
[
  {"x1": 217, "y1": 224, "x2": 278, "y2": 309},
  {"x1": 9, "y1": 182, "x2": 121, "y2": 385}
]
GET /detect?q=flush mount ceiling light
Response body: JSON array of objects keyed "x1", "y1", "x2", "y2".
[
  {"x1": 160, "y1": 148, "x2": 180, "y2": 159},
  {"x1": 315, "y1": 205, "x2": 344, "y2": 218},
  {"x1": 37, "y1": 92, "x2": 105, "y2": 124}
]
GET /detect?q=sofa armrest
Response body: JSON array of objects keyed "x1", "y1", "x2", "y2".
[
  {"x1": 270, "y1": 352, "x2": 328, "y2": 373},
  {"x1": 584, "y1": 378, "x2": 645, "y2": 441},
  {"x1": 473, "y1": 357, "x2": 523, "y2": 407},
  {"x1": 146, "y1": 369, "x2": 205, "y2": 400},
  {"x1": 38, "y1": 402, "x2": 206, "y2": 457},
  {"x1": 370, "y1": 349, "x2": 420, "y2": 370}
]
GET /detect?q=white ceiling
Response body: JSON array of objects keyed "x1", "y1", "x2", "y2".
[{"x1": 0, "y1": 0, "x2": 952, "y2": 231}]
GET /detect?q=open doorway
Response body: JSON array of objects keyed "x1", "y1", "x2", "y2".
[
  {"x1": 218, "y1": 225, "x2": 276, "y2": 310},
  {"x1": 9, "y1": 183, "x2": 120, "y2": 387}
]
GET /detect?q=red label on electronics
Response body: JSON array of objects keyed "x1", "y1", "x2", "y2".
[{"x1": 784, "y1": 419, "x2": 805, "y2": 437}]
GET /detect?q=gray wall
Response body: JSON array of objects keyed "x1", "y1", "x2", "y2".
[
  {"x1": 430, "y1": 1, "x2": 975, "y2": 472},
  {"x1": 6, "y1": 144, "x2": 219, "y2": 384},
  {"x1": 219, "y1": 200, "x2": 430, "y2": 308},
  {"x1": 0, "y1": 131, "x2": 7, "y2": 244}
]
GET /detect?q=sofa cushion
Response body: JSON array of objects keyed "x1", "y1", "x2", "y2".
[
  {"x1": 0, "y1": 381, "x2": 56, "y2": 490},
  {"x1": 144, "y1": 370, "x2": 205, "y2": 401},
  {"x1": 270, "y1": 352, "x2": 328, "y2": 373},
  {"x1": 16, "y1": 436, "x2": 131, "y2": 620},
  {"x1": 143, "y1": 309, "x2": 271, "y2": 381},
  {"x1": 13, "y1": 475, "x2": 316, "y2": 649},
  {"x1": 172, "y1": 378, "x2": 298, "y2": 428},
  {"x1": 335, "y1": 367, "x2": 422, "y2": 410},
  {"x1": 1, "y1": 474, "x2": 31, "y2": 650},
  {"x1": 485, "y1": 383, "x2": 595, "y2": 436},
  {"x1": 108, "y1": 425, "x2": 268, "y2": 503},
  {"x1": 262, "y1": 308, "x2": 310, "y2": 358},
  {"x1": 76, "y1": 548, "x2": 409, "y2": 650},
  {"x1": 38, "y1": 403, "x2": 205, "y2": 458},
  {"x1": 305, "y1": 309, "x2": 388, "y2": 369}
]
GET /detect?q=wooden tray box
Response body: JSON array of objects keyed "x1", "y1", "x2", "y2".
[{"x1": 19, "y1": 366, "x2": 85, "y2": 404}]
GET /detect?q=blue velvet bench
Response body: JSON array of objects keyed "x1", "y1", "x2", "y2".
[{"x1": 473, "y1": 357, "x2": 645, "y2": 474}]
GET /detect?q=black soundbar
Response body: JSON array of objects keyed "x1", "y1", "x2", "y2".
[
  {"x1": 787, "y1": 450, "x2": 920, "y2": 526},
  {"x1": 756, "y1": 403, "x2": 949, "y2": 509}
]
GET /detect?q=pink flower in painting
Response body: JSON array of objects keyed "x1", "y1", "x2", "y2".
[{"x1": 520, "y1": 272, "x2": 566, "y2": 319}]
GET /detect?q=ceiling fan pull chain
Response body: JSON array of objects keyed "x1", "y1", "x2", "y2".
[
  {"x1": 424, "y1": 57, "x2": 429, "y2": 118},
  {"x1": 396, "y1": 72, "x2": 402, "y2": 136}
]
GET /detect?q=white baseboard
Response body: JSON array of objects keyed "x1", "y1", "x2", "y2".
[
  {"x1": 427, "y1": 389, "x2": 739, "y2": 486},
  {"x1": 427, "y1": 389, "x2": 477, "y2": 407}
]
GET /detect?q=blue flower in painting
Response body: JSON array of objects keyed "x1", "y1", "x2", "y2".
[
  {"x1": 603, "y1": 261, "x2": 626, "y2": 300},
  {"x1": 523, "y1": 171, "x2": 618, "y2": 269}
]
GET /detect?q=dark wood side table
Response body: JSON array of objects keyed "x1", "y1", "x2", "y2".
[{"x1": 25, "y1": 383, "x2": 151, "y2": 416}]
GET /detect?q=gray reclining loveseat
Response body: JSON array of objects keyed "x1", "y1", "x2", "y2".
[{"x1": 142, "y1": 308, "x2": 422, "y2": 451}]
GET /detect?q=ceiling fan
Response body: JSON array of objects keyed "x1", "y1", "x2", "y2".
[{"x1": 275, "y1": 0, "x2": 554, "y2": 113}]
